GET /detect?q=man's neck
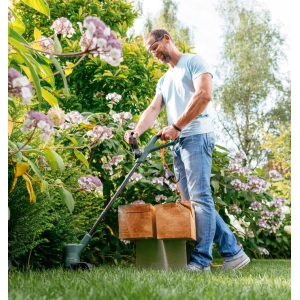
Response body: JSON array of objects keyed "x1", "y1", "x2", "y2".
[{"x1": 168, "y1": 50, "x2": 183, "y2": 69}]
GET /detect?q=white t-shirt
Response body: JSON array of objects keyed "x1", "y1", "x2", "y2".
[{"x1": 156, "y1": 54, "x2": 214, "y2": 137}]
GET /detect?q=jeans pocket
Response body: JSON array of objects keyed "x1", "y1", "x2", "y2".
[{"x1": 207, "y1": 132, "x2": 215, "y2": 151}]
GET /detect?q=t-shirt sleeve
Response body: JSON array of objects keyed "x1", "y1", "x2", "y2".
[
  {"x1": 155, "y1": 77, "x2": 163, "y2": 95},
  {"x1": 189, "y1": 55, "x2": 213, "y2": 81}
]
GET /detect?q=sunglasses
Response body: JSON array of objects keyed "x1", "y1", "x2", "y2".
[{"x1": 148, "y1": 36, "x2": 164, "y2": 54}]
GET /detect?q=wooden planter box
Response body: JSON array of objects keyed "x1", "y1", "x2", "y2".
[
  {"x1": 155, "y1": 201, "x2": 196, "y2": 240},
  {"x1": 118, "y1": 204, "x2": 156, "y2": 240}
]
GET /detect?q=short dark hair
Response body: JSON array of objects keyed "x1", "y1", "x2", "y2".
[{"x1": 146, "y1": 29, "x2": 172, "y2": 41}]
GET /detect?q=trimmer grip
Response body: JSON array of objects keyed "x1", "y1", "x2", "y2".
[{"x1": 130, "y1": 132, "x2": 139, "y2": 150}]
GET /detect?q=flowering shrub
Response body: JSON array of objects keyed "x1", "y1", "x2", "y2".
[
  {"x1": 211, "y1": 145, "x2": 291, "y2": 258},
  {"x1": 8, "y1": 1, "x2": 125, "y2": 216}
]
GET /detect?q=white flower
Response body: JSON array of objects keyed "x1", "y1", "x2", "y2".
[
  {"x1": 47, "y1": 106, "x2": 66, "y2": 126},
  {"x1": 12, "y1": 76, "x2": 30, "y2": 88},
  {"x1": 20, "y1": 87, "x2": 33, "y2": 105},
  {"x1": 284, "y1": 225, "x2": 291, "y2": 234},
  {"x1": 281, "y1": 206, "x2": 291, "y2": 215}
]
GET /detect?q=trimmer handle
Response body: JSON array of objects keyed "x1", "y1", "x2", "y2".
[
  {"x1": 129, "y1": 132, "x2": 143, "y2": 159},
  {"x1": 133, "y1": 134, "x2": 179, "y2": 163}
]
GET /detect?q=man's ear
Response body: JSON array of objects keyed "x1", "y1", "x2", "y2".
[{"x1": 164, "y1": 34, "x2": 171, "y2": 43}]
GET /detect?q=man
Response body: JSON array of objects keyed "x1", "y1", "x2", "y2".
[{"x1": 124, "y1": 29, "x2": 250, "y2": 271}]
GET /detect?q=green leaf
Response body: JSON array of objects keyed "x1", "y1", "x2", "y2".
[
  {"x1": 19, "y1": 65, "x2": 33, "y2": 82},
  {"x1": 50, "y1": 54, "x2": 70, "y2": 96},
  {"x1": 41, "y1": 87, "x2": 58, "y2": 107},
  {"x1": 263, "y1": 191, "x2": 274, "y2": 201},
  {"x1": 59, "y1": 187, "x2": 74, "y2": 213},
  {"x1": 215, "y1": 144, "x2": 230, "y2": 152},
  {"x1": 54, "y1": 35, "x2": 62, "y2": 54},
  {"x1": 40, "y1": 180, "x2": 49, "y2": 193},
  {"x1": 53, "y1": 150, "x2": 65, "y2": 172},
  {"x1": 34, "y1": 27, "x2": 42, "y2": 41},
  {"x1": 22, "y1": 149, "x2": 45, "y2": 156},
  {"x1": 74, "y1": 149, "x2": 89, "y2": 168},
  {"x1": 255, "y1": 168, "x2": 264, "y2": 176},
  {"x1": 213, "y1": 196, "x2": 227, "y2": 206},
  {"x1": 26, "y1": 158, "x2": 43, "y2": 179},
  {"x1": 9, "y1": 9, "x2": 25, "y2": 35},
  {"x1": 103, "y1": 70, "x2": 113, "y2": 76},
  {"x1": 211, "y1": 180, "x2": 219, "y2": 193},
  {"x1": 44, "y1": 147, "x2": 65, "y2": 173},
  {"x1": 21, "y1": 0, "x2": 50, "y2": 17},
  {"x1": 8, "y1": 140, "x2": 23, "y2": 161},
  {"x1": 8, "y1": 36, "x2": 30, "y2": 55},
  {"x1": 12, "y1": 45, "x2": 43, "y2": 110},
  {"x1": 39, "y1": 63, "x2": 55, "y2": 87},
  {"x1": 66, "y1": 136, "x2": 78, "y2": 145},
  {"x1": 8, "y1": 27, "x2": 30, "y2": 46},
  {"x1": 16, "y1": 142, "x2": 32, "y2": 150}
]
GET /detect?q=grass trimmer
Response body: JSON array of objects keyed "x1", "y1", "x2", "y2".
[{"x1": 63, "y1": 133, "x2": 178, "y2": 270}]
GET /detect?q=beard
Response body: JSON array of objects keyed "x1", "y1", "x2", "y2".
[{"x1": 158, "y1": 51, "x2": 171, "y2": 64}]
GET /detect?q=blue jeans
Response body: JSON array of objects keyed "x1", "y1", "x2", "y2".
[{"x1": 173, "y1": 132, "x2": 244, "y2": 267}]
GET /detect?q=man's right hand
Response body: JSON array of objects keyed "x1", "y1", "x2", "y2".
[{"x1": 124, "y1": 130, "x2": 139, "y2": 144}]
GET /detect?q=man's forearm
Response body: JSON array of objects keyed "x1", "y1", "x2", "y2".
[{"x1": 134, "y1": 105, "x2": 161, "y2": 136}]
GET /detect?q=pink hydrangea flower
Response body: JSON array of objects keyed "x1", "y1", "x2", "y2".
[
  {"x1": 128, "y1": 123, "x2": 137, "y2": 130},
  {"x1": 50, "y1": 17, "x2": 75, "y2": 38},
  {"x1": 106, "y1": 92, "x2": 121, "y2": 104},
  {"x1": 109, "y1": 155, "x2": 123, "y2": 166},
  {"x1": 20, "y1": 111, "x2": 54, "y2": 142},
  {"x1": 228, "y1": 204, "x2": 242, "y2": 214},
  {"x1": 78, "y1": 16, "x2": 123, "y2": 66},
  {"x1": 8, "y1": 68, "x2": 33, "y2": 105},
  {"x1": 155, "y1": 194, "x2": 167, "y2": 201},
  {"x1": 86, "y1": 125, "x2": 113, "y2": 143},
  {"x1": 8, "y1": 10, "x2": 14, "y2": 22},
  {"x1": 240, "y1": 167, "x2": 251, "y2": 176},
  {"x1": 247, "y1": 176, "x2": 270, "y2": 194},
  {"x1": 228, "y1": 161, "x2": 242, "y2": 173},
  {"x1": 258, "y1": 247, "x2": 269, "y2": 255},
  {"x1": 131, "y1": 200, "x2": 145, "y2": 205},
  {"x1": 129, "y1": 173, "x2": 143, "y2": 182},
  {"x1": 229, "y1": 148, "x2": 247, "y2": 161},
  {"x1": 112, "y1": 112, "x2": 132, "y2": 124},
  {"x1": 250, "y1": 201, "x2": 262, "y2": 211},
  {"x1": 102, "y1": 163, "x2": 113, "y2": 175},
  {"x1": 269, "y1": 197, "x2": 288, "y2": 208},
  {"x1": 269, "y1": 170, "x2": 283, "y2": 181},
  {"x1": 151, "y1": 177, "x2": 165, "y2": 185},
  {"x1": 78, "y1": 175, "x2": 103, "y2": 194},
  {"x1": 257, "y1": 219, "x2": 271, "y2": 230},
  {"x1": 261, "y1": 210, "x2": 272, "y2": 219},
  {"x1": 37, "y1": 36, "x2": 54, "y2": 52},
  {"x1": 65, "y1": 111, "x2": 89, "y2": 124}
]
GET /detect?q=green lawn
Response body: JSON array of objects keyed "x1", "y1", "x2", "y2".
[{"x1": 8, "y1": 259, "x2": 291, "y2": 300}]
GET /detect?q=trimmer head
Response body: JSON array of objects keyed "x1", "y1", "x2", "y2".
[
  {"x1": 70, "y1": 262, "x2": 94, "y2": 270},
  {"x1": 63, "y1": 234, "x2": 92, "y2": 269}
]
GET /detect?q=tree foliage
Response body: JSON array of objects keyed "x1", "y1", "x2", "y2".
[
  {"x1": 214, "y1": 0, "x2": 290, "y2": 168},
  {"x1": 142, "y1": 0, "x2": 194, "y2": 50}
]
